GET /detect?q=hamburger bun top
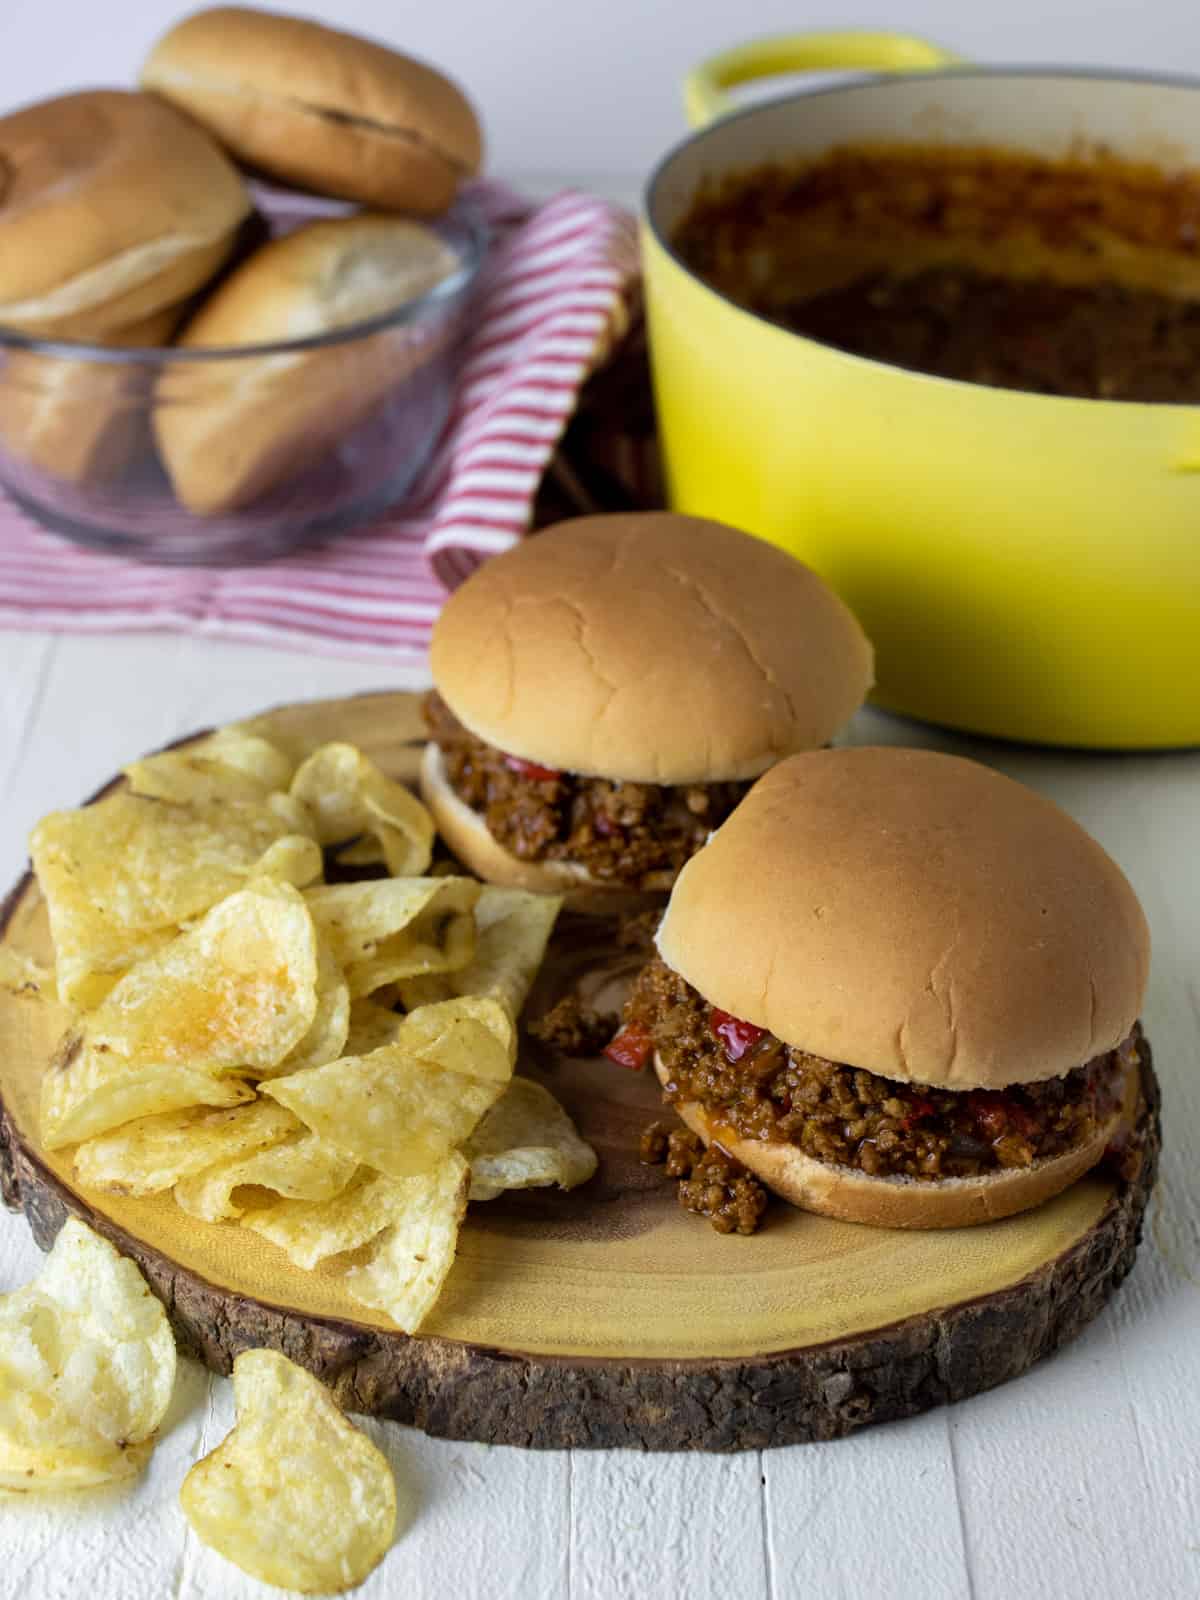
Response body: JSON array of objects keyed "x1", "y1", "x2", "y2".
[
  {"x1": 141, "y1": 6, "x2": 482, "y2": 214},
  {"x1": 429, "y1": 513, "x2": 874, "y2": 784},
  {"x1": 656, "y1": 747, "x2": 1150, "y2": 1090},
  {"x1": 171, "y1": 215, "x2": 461, "y2": 347},
  {"x1": 0, "y1": 90, "x2": 250, "y2": 336}
]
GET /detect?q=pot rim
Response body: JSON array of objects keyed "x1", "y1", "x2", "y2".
[{"x1": 643, "y1": 63, "x2": 1200, "y2": 412}]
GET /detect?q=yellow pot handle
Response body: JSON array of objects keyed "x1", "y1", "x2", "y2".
[{"x1": 684, "y1": 30, "x2": 965, "y2": 128}]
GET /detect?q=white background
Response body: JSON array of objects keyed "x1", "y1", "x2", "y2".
[{"x1": 2, "y1": 0, "x2": 1198, "y2": 185}]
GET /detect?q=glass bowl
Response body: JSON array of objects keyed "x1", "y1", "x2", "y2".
[{"x1": 0, "y1": 197, "x2": 486, "y2": 565}]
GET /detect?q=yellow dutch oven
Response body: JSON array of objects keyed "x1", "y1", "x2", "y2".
[{"x1": 642, "y1": 32, "x2": 1200, "y2": 747}]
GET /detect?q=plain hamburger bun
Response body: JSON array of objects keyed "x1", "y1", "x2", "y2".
[
  {"x1": 141, "y1": 6, "x2": 483, "y2": 215},
  {"x1": 655, "y1": 1048, "x2": 1139, "y2": 1228},
  {"x1": 419, "y1": 744, "x2": 659, "y2": 914},
  {"x1": 657, "y1": 747, "x2": 1150, "y2": 1092},
  {"x1": 0, "y1": 307, "x2": 180, "y2": 485},
  {"x1": 429, "y1": 513, "x2": 874, "y2": 785},
  {"x1": 0, "y1": 90, "x2": 250, "y2": 339},
  {"x1": 154, "y1": 214, "x2": 461, "y2": 515}
]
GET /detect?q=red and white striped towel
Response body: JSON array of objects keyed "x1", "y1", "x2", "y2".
[{"x1": 0, "y1": 181, "x2": 641, "y2": 661}]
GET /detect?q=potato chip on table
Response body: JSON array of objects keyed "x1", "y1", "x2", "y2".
[
  {"x1": 41, "y1": 878, "x2": 319, "y2": 1148},
  {"x1": 174, "y1": 1128, "x2": 359, "y2": 1223},
  {"x1": 245, "y1": 1169, "x2": 406, "y2": 1269},
  {"x1": 398, "y1": 886, "x2": 562, "y2": 1020},
  {"x1": 345, "y1": 1153, "x2": 470, "y2": 1334},
  {"x1": 465, "y1": 1077, "x2": 599, "y2": 1202},
  {"x1": 124, "y1": 727, "x2": 296, "y2": 804},
  {"x1": 344, "y1": 997, "x2": 407, "y2": 1055},
  {"x1": 0, "y1": 1218, "x2": 175, "y2": 1490},
  {"x1": 264, "y1": 928, "x2": 350, "y2": 1078},
  {"x1": 394, "y1": 994, "x2": 517, "y2": 1077},
  {"x1": 181, "y1": 1349, "x2": 395, "y2": 1594},
  {"x1": 263, "y1": 1032, "x2": 508, "y2": 1178},
  {"x1": 291, "y1": 741, "x2": 435, "y2": 876},
  {"x1": 73, "y1": 1099, "x2": 299, "y2": 1197},
  {"x1": 305, "y1": 877, "x2": 480, "y2": 996},
  {"x1": 30, "y1": 790, "x2": 319, "y2": 1011}
]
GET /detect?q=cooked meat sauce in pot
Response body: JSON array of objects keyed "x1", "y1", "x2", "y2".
[
  {"x1": 423, "y1": 691, "x2": 752, "y2": 889},
  {"x1": 672, "y1": 145, "x2": 1200, "y2": 401},
  {"x1": 623, "y1": 956, "x2": 1130, "y2": 1181}
]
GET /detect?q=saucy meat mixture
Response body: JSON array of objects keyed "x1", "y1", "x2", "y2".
[
  {"x1": 618, "y1": 956, "x2": 1129, "y2": 1181},
  {"x1": 423, "y1": 691, "x2": 751, "y2": 889},
  {"x1": 640, "y1": 1121, "x2": 769, "y2": 1235},
  {"x1": 776, "y1": 268, "x2": 1200, "y2": 401},
  {"x1": 673, "y1": 146, "x2": 1200, "y2": 401}
]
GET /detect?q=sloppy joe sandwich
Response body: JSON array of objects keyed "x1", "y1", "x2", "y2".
[
  {"x1": 141, "y1": 6, "x2": 483, "y2": 215},
  {"x1": 615, "y1": 746, "x2": 1149, "y2": 1227},
  {"x1": 421, "y1": 512, "x2": 874, "y2": 908},
  {"x1": 0, "y1": 90, "x2": 250, "y2": 340}
]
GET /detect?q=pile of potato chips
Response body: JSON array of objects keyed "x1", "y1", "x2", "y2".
[
  {"x1": 0, "y1": 1215, "x2": 396, "y2": 1590},
  {"x1": 29, "y1": 722, "x2": 597, "y2": 1334}
]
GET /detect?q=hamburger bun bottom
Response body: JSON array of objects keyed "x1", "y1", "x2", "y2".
[
  {"x1": 419, "y1": 742, "x2": 661, "y2": 915},
  {"x1": 654, "y1": 1051, "x2": 1138, "y2": 1229}
]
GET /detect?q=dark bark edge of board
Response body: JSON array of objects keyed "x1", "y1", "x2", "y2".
[{"x1": 0, "y1": 1009, "x2": 1160, "y2": 1453}]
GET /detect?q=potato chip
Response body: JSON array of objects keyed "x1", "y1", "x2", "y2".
[
  {"x1": 305, "y1": 877, "x2": 479, "y2": 997},
  {"x1": 465, "y1": 1078, "x2": 598, "y2": 1202},
  {"x1": 180, "y1": 1349, "x2": 395, "y2": 1593},
  {"x1": 291, "y1": 741, "x2": 435, "y2": 877},
  {"x1": 0, "y1": 946, "x2": 56, "y2": 1002},
  {"x1": 396, "y1": 995, "x2": 516, "y2": 1079},
  {"x1": 263, "y1": 1040, "x2": 506, "y2": 1178},
  {"x1": 345, "y1": 1153, "x2": 469, "y2": 1333},
  {"x1": 41, "y1": 879, "x2": 318, "y2": 1148},
  {"x1": 263, "y1": 931, "x2": 349, "y2": 1078},
  {"x1": 74, "y1": 1099, "x2": 299, "y2": 1197},
  {"x1": 174, "y1": 1130, "x2": 358, "y2": 1223},
  {"x1": 244, "y1": 1169, "x2": 404, "y2": 1269},
  {"x1": 124, "y1": 728, "x2": 295, "y2": 805},
  {"x1": 0, "y1": 1218, "x2": 175, "y2": 1490},
  {"x1": 343, "y1": 998, "x2": 406, "y2": 1056},
  {"x1": 253, "y1": 833, "x2": 324, "y2": 890},
  {"x1": 30, "y1": 790, "x2": 315, "y2": 1010},
  {"x1": 398, "y1": 886, "x2": 562, "y2": 1020}
]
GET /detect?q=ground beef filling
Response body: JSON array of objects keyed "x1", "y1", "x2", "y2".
[
  {"x1": 625, "y1": 956, "x2": 1128, "y2": 1181},
  {"x1": 423, "y1": 691, "x2": 752, "y2": 889},
  {"x1": 641, "y1": 1121, "x2": 769, "y2": 1235},
  {"x1": 671, "y1": 148, "x2": 1200, "y2": 403},
  {"x1": 528, "y1": 993, "x2": 618, "y2": 1057}
]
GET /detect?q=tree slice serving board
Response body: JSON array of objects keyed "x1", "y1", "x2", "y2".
[{"x1": 0, "y1": 691, "x2": 1161, "y2": 1453}]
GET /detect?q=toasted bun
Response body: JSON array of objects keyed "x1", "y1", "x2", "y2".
[
  {"x1": 155, "y1": 215, "x2": 459, "y2": 514},
  {"x1": 0, "y1": 91, "x2": 250, "y2": 338},
  {"x1": 0, "y1": 307, "x2": 180, "y2": 485},
  {"x1": 141, "y1": 6, "x2": 483, "y2": 214},
  {"x1": 419, "y1": 744, "x2": 659, "y2": 914},
  {"x1": 657, "y1": 748, "x2": 1150, "y2": 1090},
  {"x1": 429, "y1": 513, "x2": 874, "y2": 784},
  {"x1": 657, "y1": 1050, "x2": 1138, "y2": 1228}
]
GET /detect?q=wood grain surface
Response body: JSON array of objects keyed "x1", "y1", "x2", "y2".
[{"x1": 0, "y1": 689, "x2": 1164, "y2": 1453}]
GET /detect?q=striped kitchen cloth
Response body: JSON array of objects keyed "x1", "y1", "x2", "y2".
[{"x1": 0, "y1": 180, "x2": 641, "y2": 661}]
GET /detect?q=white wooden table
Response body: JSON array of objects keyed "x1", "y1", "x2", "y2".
[{"x1": 0, "y1": 628, "x2": 1195, "y2": 1600}]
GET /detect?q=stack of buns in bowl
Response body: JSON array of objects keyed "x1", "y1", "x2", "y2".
[{"x1": 0, "y1": 5, "x2": 483, "y2": 511}]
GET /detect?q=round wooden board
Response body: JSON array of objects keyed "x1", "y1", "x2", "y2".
[{"x1": 0, "y1": 692, "x2": 1161, "y2": 1452}]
